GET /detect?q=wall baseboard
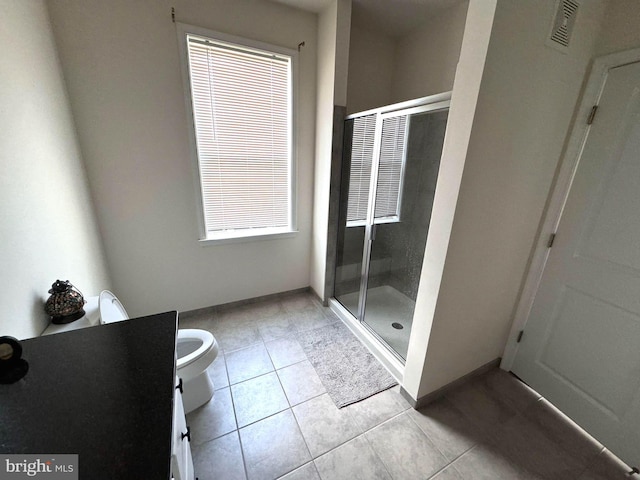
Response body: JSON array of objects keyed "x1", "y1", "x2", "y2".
[
  {"x1": 400, "y1": 358, "x2": 501, "y2": 409},
  {"x1": 309, "y1": 286, "x2": 327, "y2": 306},
  {"x1": 179, "y1": 286, "x2": 311, "y2": 319}
]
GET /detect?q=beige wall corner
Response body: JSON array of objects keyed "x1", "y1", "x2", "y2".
[
  {"x1": 392, "y1": 1, "x2": 469, "y2": 104},
  {"x1": 402, "y1": 0, "x2": 498, "y2": 401},
  {"x1": 0, "y1": 0, "x2": 111, "y2": 339},
  {"x1": 595, "y1": 0, "x2": 640, "y2": 56},
  {"x1": 310, "y1": 0, "x2": 351, "y2": 300},
  {"x1": 47, "y1": 0, "x2": 318, "y2": 316},
  {"x1": 407, "y1": 0, "x2": 608, "y2": 400}
]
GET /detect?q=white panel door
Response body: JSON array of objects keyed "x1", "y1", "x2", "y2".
[{"x1": 512, "y1": 61, "x2": 640, "y2": 467}]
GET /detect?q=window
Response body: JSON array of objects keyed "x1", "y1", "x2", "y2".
[
  {"x1": 346, "y1": 114, "x2": 376, "y2": 223},
  {"x1": 346, "y1": 114, "x2": 408, "y2": 226},
  {"x1": 178, "y1": 25, "x2": 296, "y2": 242},
  {"x1": 375, "y1": 115, "x2": 407, "y2": 219}
]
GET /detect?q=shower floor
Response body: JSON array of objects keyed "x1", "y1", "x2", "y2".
[{"x1": 338, "y1": 285, "x2": 415, "y2": 360}]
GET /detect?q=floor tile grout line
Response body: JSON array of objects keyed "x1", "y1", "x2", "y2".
[
  {"x1": 359, "y1": 427, "x2": 396, "y2": 479},
  {"x1": 219, "y1": 352, "x2": 231, "y2": 391},
  {"x1": 231, "y1": 376, "x2": 290, "y2": 430},
  {"x1": 291, "y1": 392, "x2": 420, "y2": 460},
  {"x1": 286, "y1": 405, "x2": 315, "y2": 475},
  {"x1": 428, "y1": 457, "x2": 467, "y2": 480},
  {"x1": 191, "y1": 430, "x2": 248, "y2": 480},
  {"x1": 269, "y1": 346, "x2": 318, "y2": 475},
  {"x1": 291, "y1": 395, "x2": 363, "y2": 460},
  {"x1": 198, "y1": 384, "x2": 408, "y2": 457},
  {"x1": 228, "y1": 312, "x2": 283, "y2": 478},
  {"x1": 266, "y1": 340, "x2": 309, "y2": 373},
  {"x1": 235, "y1": 424, "x2": 250, "y2": 480},
  {"x1": 424, "y1": 461, "x2": 455, "y2": 480},
  {"x1": 360, "y1": 408, "x2": 410, "y2": 434},
  {"x1": 441, "y1": 443, "x2": 476, "y2": 470},
  {"x1": 228, "y1": 369, "x2": 275, "y2": 388},
  {"x1": 234, "y1": 404, "x2": 291, "y2": 431},
  {"x1": 225, "y1": 368, "x2": 241, "y2": 439},
  {"x1": 272, "y1": 356, "x2": 310, "y2": 372},
  {"x1": 403, "y1": 408, "x2": 456, "y2": 465},
  {"x1": 225, "y1": 340, "x2": 275, "y2": 385},
  {"x1": 303, "y1": 406, "x2": 411, "y2": 467}
]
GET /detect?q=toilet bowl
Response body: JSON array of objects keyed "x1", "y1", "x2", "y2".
[
  {"x1": 176, "y1": 329, "x2": 219, "y2": 413},
  {"x1": 43, "y1": 290, "x2": 219, "y2": 414}
]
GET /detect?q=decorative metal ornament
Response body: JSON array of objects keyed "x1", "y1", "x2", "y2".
[{"x1": 44, "y1": 280, "x2": 86, "y2": 324}]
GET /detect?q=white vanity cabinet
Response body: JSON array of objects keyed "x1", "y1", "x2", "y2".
[{"x1": 172, "y1": 377, "x2": 194, "y2": 480}]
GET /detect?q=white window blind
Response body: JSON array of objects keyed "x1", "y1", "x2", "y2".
[
  {"x1": 347, "y1": 114, "x2": 376, "y2": 223},
  {"x1": 185, "y1": 34, "x2": 292, "y2": 237},
  {"x1": 375, "y1": 115, "x2": 407, "y2": 219},
  {"x1": 346, "y1": 114, "x2": 407, "y2": 225}
]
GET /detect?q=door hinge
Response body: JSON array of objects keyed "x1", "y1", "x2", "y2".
[
  {"x1": 517, "y1": 330, "x2": 524, "y2": 343},
  {"x1": 587, "y1": 105, "x2": 598, "y2": 125},
  {"x1": 547, "y1": 233, "x2": 556, "y2": 248}
]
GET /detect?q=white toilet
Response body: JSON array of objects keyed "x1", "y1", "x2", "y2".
[
  {"x1": 43, "y1": 290, "x2": 219, "y2": 414},
  {"x1": 175, "y1": 328, "x2": 219, "y2": 413}
]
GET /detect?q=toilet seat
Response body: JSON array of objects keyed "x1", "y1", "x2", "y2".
[{"x1": 177, "y1": 329, "x2": 216, "y2": 369}]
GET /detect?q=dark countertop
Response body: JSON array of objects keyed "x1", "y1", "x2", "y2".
[{"x1": 0, "y1": 312, "x2": 178, "y2": 480}]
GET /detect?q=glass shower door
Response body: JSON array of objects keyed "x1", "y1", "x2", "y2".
[
  {"x1": 362, "y1": 106, "x2": 449, "y2": 360},
  {"x1": 334, "y1": 98, "x2": 449, "y2": 362},
  {"x1": 334, "y1": 114, "x2": 377, "y2": 318}
]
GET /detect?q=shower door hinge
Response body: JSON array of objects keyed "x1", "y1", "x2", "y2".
[
  {"x1": 517, "y1": 330, "x2": 524, "y2": 343},
  {"x1": 587, "y1": 105, "x2": 598, "y2": 125},
  {"x1": 547, "y1": 233, "x2": 556, "y2": 248}
]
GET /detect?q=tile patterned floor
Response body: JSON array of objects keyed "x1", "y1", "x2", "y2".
[{"x1": 180, "y1": 291, "x2": 632, "y2": 480}]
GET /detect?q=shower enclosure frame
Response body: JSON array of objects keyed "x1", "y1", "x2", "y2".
[{"x1": 330, "y1": 92, "x2": 452, "y2": 380}]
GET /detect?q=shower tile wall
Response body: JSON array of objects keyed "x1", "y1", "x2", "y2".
[
  {"x1": 335, "y1": 227, "x2": 393, "y2": 294},
  {"x1": 334, "y1": 227, "x2": 366, "y2": 296},
  {"x1": 375, "y1": 110, "x2": 448, "y2": 301}
]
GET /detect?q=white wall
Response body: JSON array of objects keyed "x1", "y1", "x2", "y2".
[
  {"x1": 403, "y1": 0, "x2": 497, "y2": 400},
  {"x1": 0, "y1": 0, "x2": 111, "y2": 339},
  {"x1": 334, "y1": 0, "x2": 352, "y2": 107},
  {"x1": 346, "y1": 25, "x2": 395, "y2": 114},
  {"x1": 47, "y1": 0, "x2": 318, "y2": 317},
  {"x1": 392, "y1": 1, "x2": 468, "y2": 103},
  {"x1": 310, "y1": 0, "x2": 351, "y2": 299},
  {"x1": 595, "y1": 0, "x2": 640, "y2": 56},
  {"x1": 346, "y1": 2, "x2": 467, "y2": 115},
  {"x1": 411, "y1": 0, "x2": 608, "y2": 398}
]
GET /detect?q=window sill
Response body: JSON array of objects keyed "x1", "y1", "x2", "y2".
[{"x1": 199, "y1": 229, "x2": 298, "y2": 246}]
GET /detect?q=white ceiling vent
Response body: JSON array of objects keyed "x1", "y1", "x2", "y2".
[{"x1": 547, "y1": 0, "x2": 579, "y2": 52}]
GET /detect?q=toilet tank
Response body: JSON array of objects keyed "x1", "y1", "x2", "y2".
[{"x1": 98, "y1": 290, "x2": 129, "y2": 324}]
